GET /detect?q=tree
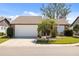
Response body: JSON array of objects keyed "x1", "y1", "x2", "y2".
[
  {"x1": 49, "y1": 19, "x2": 56, "y2": 37},
  {"x1": 38, "y1": 20, "x2": 51, "y2": 36},
  {"x1": 38, "y1": 19, "x2": 56, "y2": 38},
  {"x1": 41, "y1": 3, "x2": 71, "y2": 20},
  {"x1": 60, "y1": 8, "x2": 71, "y2": 19},
  {"x1": 7, "y1": 27, "x2": 14, "y2": 38}
]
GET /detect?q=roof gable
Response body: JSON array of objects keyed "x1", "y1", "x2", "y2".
[
  {"x1": 71, "y1": 16, "x2": 79, "y2": 26},
  {"x1": 0, "y1": 17, "x2": 10, "y2": 26}
]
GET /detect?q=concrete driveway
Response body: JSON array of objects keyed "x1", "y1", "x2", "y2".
[
  {"x1": 0, "y1": 39, "x2": 79, "y2": 56},
  {"x1": 0, "y1": 38, "x2": 36, "y2": 47}
]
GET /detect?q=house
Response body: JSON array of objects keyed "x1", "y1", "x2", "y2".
[
  {"x1": 71, "y1": 16, "x2": 79, "y2": 28},
  {"x1": 70, "y1": 16, "x2": 79, "y2": 37},
  {"x1": 11, "y1": 16, "x2": 42, "y2": 38},
  {"x1": 0, "y1": 17, "x2": 10, "y2": 33},
  {"x1": 11, "y1": 16, "x2": 69, "y2": 38}
]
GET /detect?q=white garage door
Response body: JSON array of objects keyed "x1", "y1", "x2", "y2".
[
  {"x1": 57, "y1": 25, "x2": 64, "y2": 35},
  {"x1": 15, "y1": 25, "x2": 38, "y2": 38}
]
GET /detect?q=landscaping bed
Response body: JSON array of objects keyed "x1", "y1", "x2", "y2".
[{"x1": 36, "y1": 36, "x2": 79, "y2": 44}]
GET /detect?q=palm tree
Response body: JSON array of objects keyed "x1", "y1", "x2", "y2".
[{"x1": 38, "y1": 19, "x2": 56, "y2": 39}]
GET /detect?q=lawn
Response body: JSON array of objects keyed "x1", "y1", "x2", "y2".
[
  {"x1": 48, "y1": 36, "x2": 79, "y2": 44},
  {"x1": 0, "y1": 36, "x2": 9, "y2": 43},
  {"x1": 36, "y1": 36, "x2": 79, "y2": 44}
]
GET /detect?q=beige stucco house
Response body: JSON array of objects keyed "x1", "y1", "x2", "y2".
[{"x1": 11, "y1": 16, "x2": 69, "y2": 38}]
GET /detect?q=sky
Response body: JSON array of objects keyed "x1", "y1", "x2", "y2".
[{"x1": 0, "y1": 3, "x2": 79, "y2": 24}]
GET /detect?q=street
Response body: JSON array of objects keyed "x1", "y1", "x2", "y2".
[{"x1": 0, "y1": 46, "x2": 79, "y2": 56}]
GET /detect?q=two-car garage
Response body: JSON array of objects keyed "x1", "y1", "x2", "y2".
[{"x1": 15, "y1": 25, "x2": 38, "y2": 38}]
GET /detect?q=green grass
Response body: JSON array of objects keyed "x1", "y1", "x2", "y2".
[
  {"x1": 0, "y1": 36, "x2": 9, "y2": 43},
  {"x1": 48, "y1": 37, "x2": 79, "y2": 44},
  {"x1": 36, "y1": 36, "x2": 79, "y2": 44}
]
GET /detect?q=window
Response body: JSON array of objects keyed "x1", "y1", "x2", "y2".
[
  {"x1": 1, "y1": 26, "x2": 6, "y2": 30},
  {"x1": 1, "y1": 26, "x2": 3, "y2": 30}
]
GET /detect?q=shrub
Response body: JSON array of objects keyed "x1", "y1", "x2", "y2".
[
  {"x1": 51, "y1": 31, "x2": 56, "y2": 38},
  {"x1": 64, "y1": 29, "x2": 73, "y2": 36},
  {"x1": 7, "y1": 27, "x2": 14, "y2": 38}
]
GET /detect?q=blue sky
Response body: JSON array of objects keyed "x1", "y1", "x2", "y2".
[{"x1": 0, "y1": 3, "x2": 79, "y2": 24}]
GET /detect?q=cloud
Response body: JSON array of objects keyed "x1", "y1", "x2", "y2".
[
  {"x1": 1, "y1": 11, "x2": 41, "y2": 21},
  {"x1": 9, "y1": 15, "x2": 19, "y2": 20},
  {"x1": 5, "y1": 15, "x2": 19, "y2": 20},
  {"x1": 2, "y1": 15, "x2": 19, "y2": 22},
  {"x1": 23, "y1": 11, "x2": 40, "y2": 16}
]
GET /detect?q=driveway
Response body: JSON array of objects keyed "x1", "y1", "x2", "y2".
[
  {"x1": 0, "y1": 39, "x2": 79, "y2": 56},
  {"x1": 0, "y1": 38, "x2": 36, "y2": 47}
]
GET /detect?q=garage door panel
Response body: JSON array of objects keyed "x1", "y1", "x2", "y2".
[{"x1": 15, "y1": 25, "x2": 38, "y2": 38}]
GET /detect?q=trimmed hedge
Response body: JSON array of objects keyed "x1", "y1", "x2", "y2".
[
  {"x1": 7, "y1": 27, "x2": 14, "y2": 38},
  {"x1": 64, "y1": 29, "x2": 73, "y2": 36}
]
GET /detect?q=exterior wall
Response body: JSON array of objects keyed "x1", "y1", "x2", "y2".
[
  {"x1": 14, "y1": 25, "x2": 38, "y2": 38},
  {"x1": 57, "y1": 25, "x2": 65, "y2": 35},
  {"x1": 0, "y1": 20, "x2": 10, "y2": 34},
  {"x1": 0, "y1": 26, "x2": 8, "y2": 33}
]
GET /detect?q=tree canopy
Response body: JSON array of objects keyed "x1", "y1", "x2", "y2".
[{"x1": 41, "y1": 3, "x2": 71, "y2": 20}]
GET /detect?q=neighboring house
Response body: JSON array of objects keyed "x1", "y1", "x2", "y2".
[
  {"x1": 71, "y1": 16, "x2": 79, "y2": 29},
  {"x1": 0, "y1": 17, "x2": 10, "y2": 33},
  {"x1": 11, "y1": 16, "x2": 69, "y2": 38},
  {"x1": 71, "y1": 16, "x2": 79, "y2": 36}
]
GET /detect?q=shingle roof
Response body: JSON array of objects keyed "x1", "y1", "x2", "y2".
[
  {"x1": 0, "y1": 17, "x2": 10, "y2": 26},
  {"x1": 0, "y1": 16, "x2": 5, "y2": 21},
  {"x1": 57, "y1": 19, "x2": 69, "y2": 25},
  {"x1": 11, "y1": 16, "x2": 69, "y2": 25},
  {"x1": 71, "y1": 16, "x2": 79, "y2": 26},
  {"x1": 11, "y1": 16, "x2": 42, "y2": 25}
]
